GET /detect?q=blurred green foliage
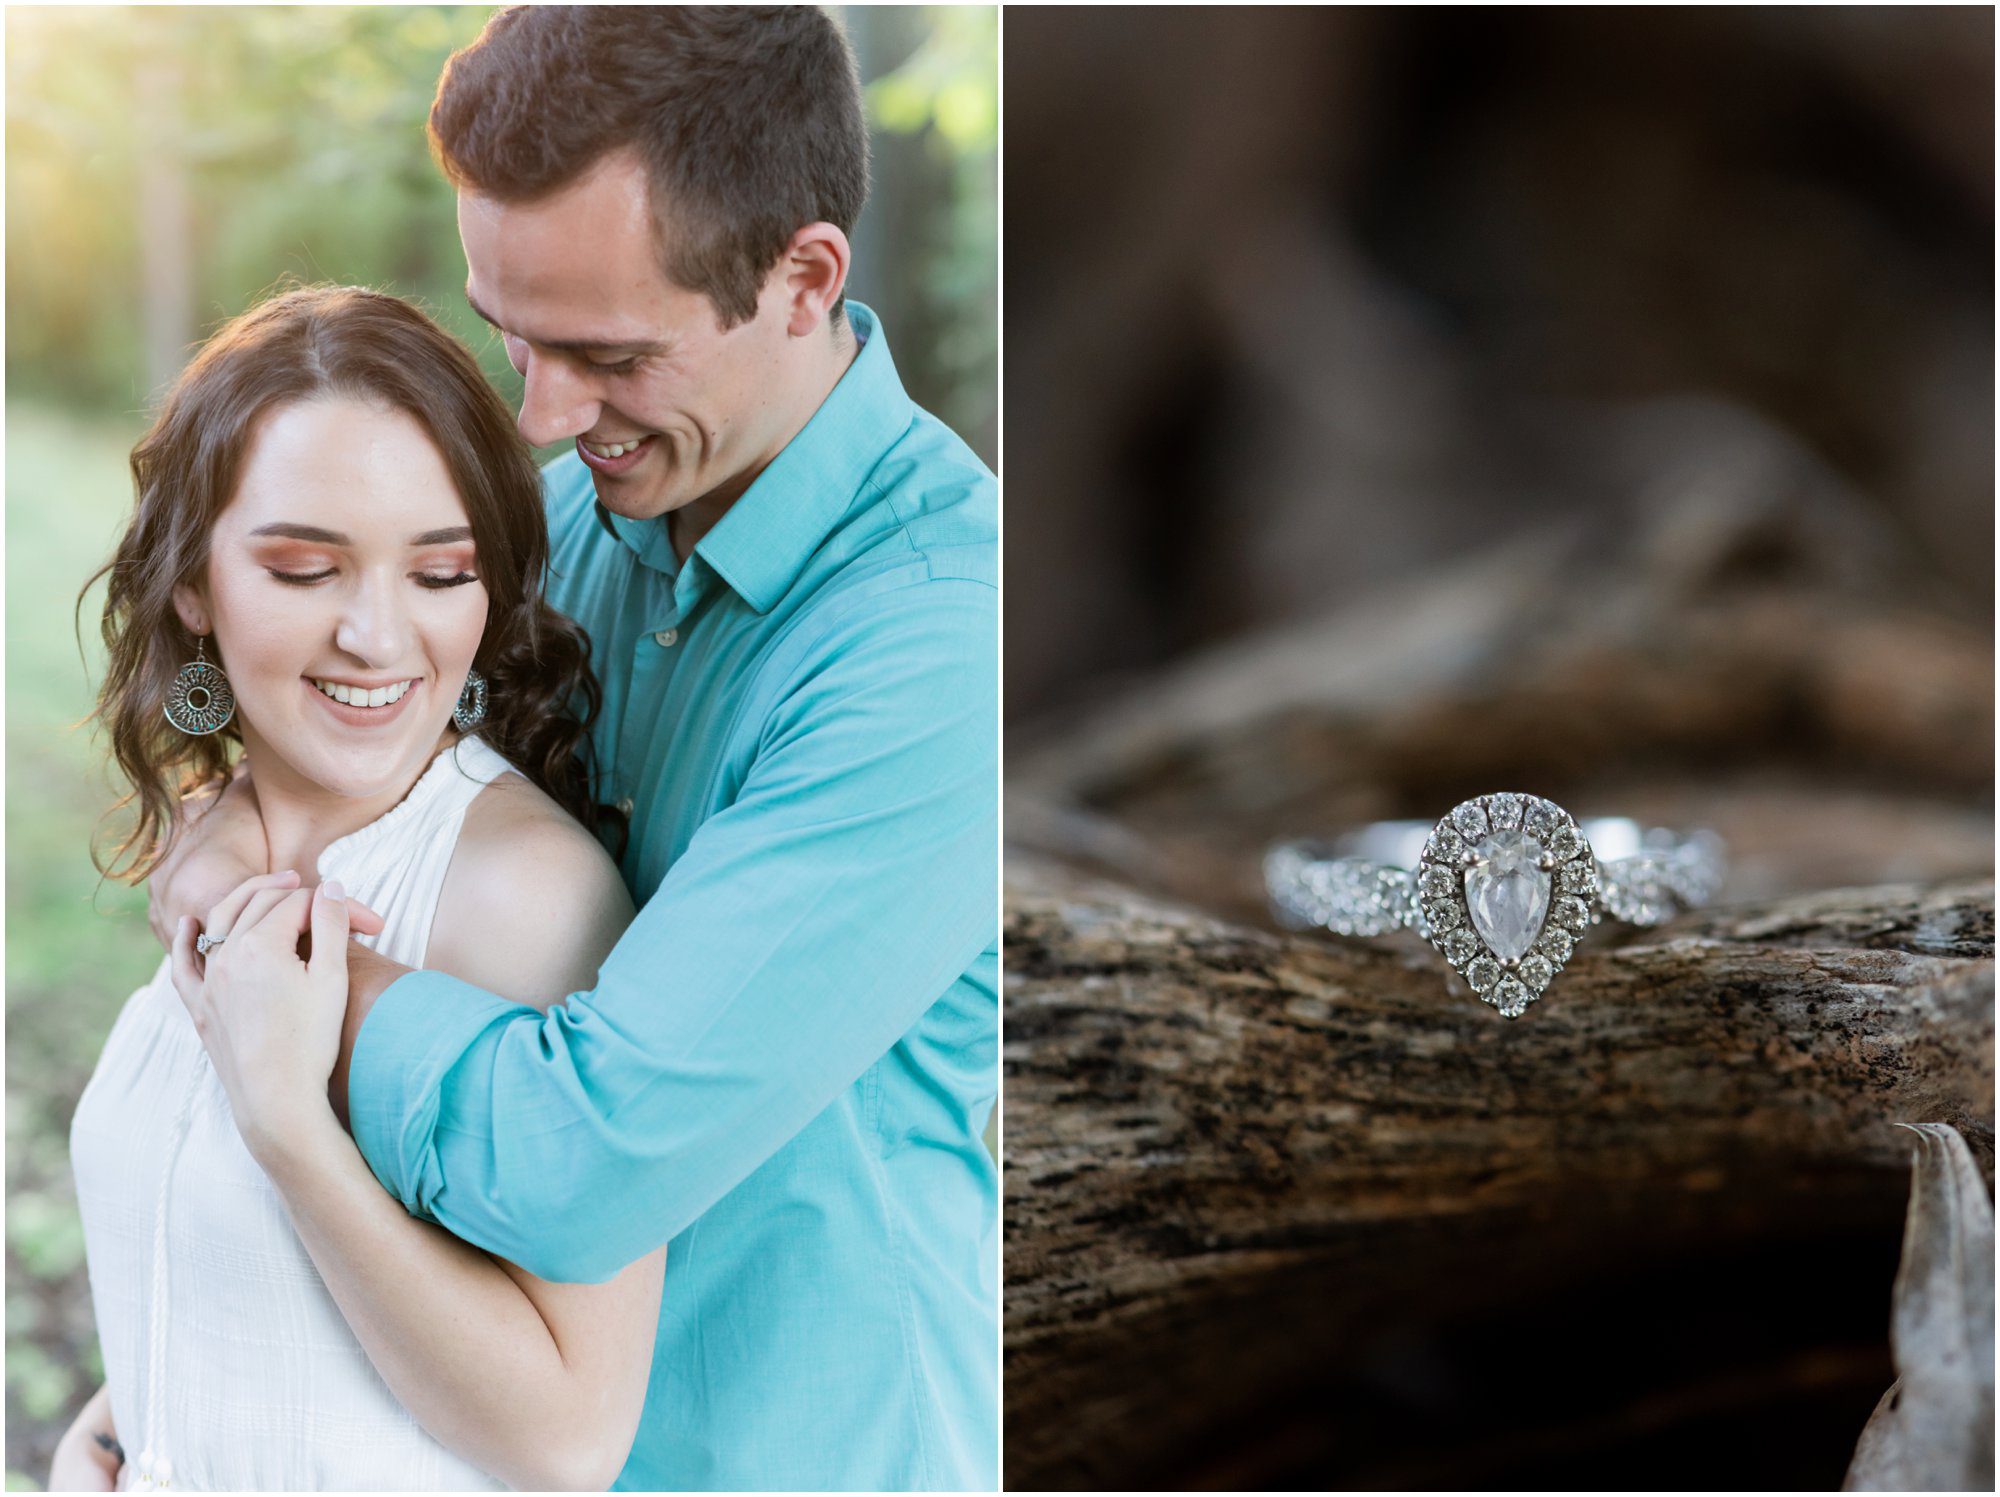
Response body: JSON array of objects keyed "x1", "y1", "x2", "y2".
[
  {"x1": 862, "y1": 4, "x2": 998, "y2": 456},
  {"x1": 7, "y1": 7, "x2": 493, "y2": 411},
  {"x1": 5, "y1": 6, "x2": 994, "y2": 1483},
  {"x1": 5, "y1": 4, "x2": 996, "y2": 456},
  {"x1": 7, "y1": 403, "x2": 157, "y2": 1485}
]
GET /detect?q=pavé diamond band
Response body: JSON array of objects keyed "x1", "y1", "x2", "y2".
[{"x1": 1265, "y1": 792, "x2": 1725, "y2": 1018}]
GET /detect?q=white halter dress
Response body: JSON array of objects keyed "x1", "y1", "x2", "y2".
[{"x1": 70, "y1": 737, "x2": 521, "y2": 1492}]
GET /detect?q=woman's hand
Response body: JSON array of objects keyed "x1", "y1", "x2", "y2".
[
  {"x1": 170, "y1": 871, "x2": 355, "y2": 1165},
  {"x1": 48, "y1": 1383, "x2": 122, "y2": 1492}
]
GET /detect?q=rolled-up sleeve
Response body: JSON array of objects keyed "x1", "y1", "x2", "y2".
[{"x1": 348, "y1": 576, "x2": 998, "y2": 1283}]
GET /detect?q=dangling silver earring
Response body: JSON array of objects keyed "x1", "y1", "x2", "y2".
[
  {"x1": 163, "y1": 636, "x2": 235, "y2": 735},
  {"x1": 453, "y1": 670, "x2": 488, "y2": 731}
]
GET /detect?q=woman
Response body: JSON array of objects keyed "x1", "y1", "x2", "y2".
[{"x1": 52, "y1": 285, "x2": 661, "y2": 1491}]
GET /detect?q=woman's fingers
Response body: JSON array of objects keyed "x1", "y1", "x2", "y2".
[
  {"x1": 200, "y1": 868, "x2": 301, "y2": 941},
  {"x1": 235, "y1": 886, "x2": 317, "y2": 951},
  {"x1": 169, "y1": 916, "x2": 205, "y2": 1019},
  {"x1": 225, "y1": 884, "x2": 305, "y2": 948},
  {"x1": 307, "y1": 881, "x2": 352, "y2": 977}
]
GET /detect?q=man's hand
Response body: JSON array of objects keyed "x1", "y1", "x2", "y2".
[
  {"x1": 170, "y1": 873, "x2": 354, "y2": 1166},
  {"x1": 147, "y1": 767, "x2": 385, "y2": 949},
  {"x1": 48, "y1": 1384, "x2": 121, "y2": 1492},
  {"x1": 147, "y1": 767, "x2": 267, "y2": 951}
]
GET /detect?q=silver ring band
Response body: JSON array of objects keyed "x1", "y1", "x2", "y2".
[
  {"x1": 1267, "y1": 817, "x2": 1726, "y2": 934},
  {"x1": 1266, "y1": 792, "x2": 1725, "y2": 1017},
  {"x1": 195, "y1": 931, "x2": 225, "y2": 956}
]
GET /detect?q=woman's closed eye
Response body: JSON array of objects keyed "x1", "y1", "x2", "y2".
[{"x1": 265, "y1": 567, "x2": 481, "y2": 589}]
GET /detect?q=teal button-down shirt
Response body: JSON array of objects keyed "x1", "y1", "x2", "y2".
[{"x1": 348, "y1": 305, "x2": 998, "y2": 1492}]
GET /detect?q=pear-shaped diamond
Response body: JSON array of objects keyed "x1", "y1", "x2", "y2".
[
  {"x1": 1464, "y1": 829, "x2": 1551, "y2": 962},
  {"x1": 1417, "y1": 796, "x2": 1598, "y2": 1015}
]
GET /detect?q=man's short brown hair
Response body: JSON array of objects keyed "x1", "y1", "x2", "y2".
[{"x1": 429, "y1": 5, "x2": 870, "y2": 328}]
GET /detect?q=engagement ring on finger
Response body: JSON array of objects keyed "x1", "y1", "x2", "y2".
[
  {"x1": 1265, "y1": 792, "x2": 1725, "y2": 1018},
  {"x1": 195, "y1": 932, "x2": 226, "y2": 956}
]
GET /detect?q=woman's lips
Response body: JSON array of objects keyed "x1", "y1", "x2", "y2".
[
  {"x1": 577, "y1": 434, "x2": 655, "y2": 476},
  {"x1": 304, "y1": 677, "x2": 421, "y2": 728}
]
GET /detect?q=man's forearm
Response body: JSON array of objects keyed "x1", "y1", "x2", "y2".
[{"x1": 329, "y1": 944, "x2": 409, "y2": 1129}]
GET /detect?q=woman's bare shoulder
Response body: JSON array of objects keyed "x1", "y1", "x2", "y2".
[{"x1": 428, "y1": 772, "x2": 637, "y2": 1009}]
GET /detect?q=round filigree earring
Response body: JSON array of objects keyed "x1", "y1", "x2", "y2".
[
  {"x1": 163, "y1": 637, "x2": 236, "y2": 736},
  {"x1": 453, "y1": 670, "x2": 488, "y2": 731}
]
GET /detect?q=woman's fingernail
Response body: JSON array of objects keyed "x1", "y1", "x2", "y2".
[{"x1": 323, "y1": 879, "x2": 345, "y2": 900}]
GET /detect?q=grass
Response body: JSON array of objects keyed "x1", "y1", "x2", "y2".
[{"x1": 6, "y1": 402, "x2": 159, "y2": 1487}]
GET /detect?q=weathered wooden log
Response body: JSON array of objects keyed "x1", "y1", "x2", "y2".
[{"x1": 1003, "y1": 857, "x2": 1994, "y2": 1487}]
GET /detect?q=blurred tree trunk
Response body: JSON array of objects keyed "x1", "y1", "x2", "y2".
[
  {"x1": 1001, "y1": 6, "x2": 1992, "y2": 719},
  {"x1": 136, "y1": 52, "x2": 192, "y2": 402}
]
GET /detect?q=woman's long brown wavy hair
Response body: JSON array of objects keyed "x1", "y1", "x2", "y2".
[{"x1": 84, "y1": 283, "x2": 624, "y2": 882}]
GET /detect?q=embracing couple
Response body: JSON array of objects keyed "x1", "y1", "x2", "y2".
[{"x1": 52, "y1": 8, "x2": 997, "y2": 1492}]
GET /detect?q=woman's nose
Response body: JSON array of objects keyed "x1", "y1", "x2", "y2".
[{"x1": 333, "y1": 580, "x2": 416, "y2": 667}]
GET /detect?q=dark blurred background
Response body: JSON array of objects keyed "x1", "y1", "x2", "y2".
[
  {"x1": 1003, "y1": 6, "x2": 1990, "y2": 1491},
  {"x1": 5, "y1": 5, "x2": 993, "y2": 1485},
  {"x1": 1006, "y1": 4, "x2": 1989, "y2": 721}
]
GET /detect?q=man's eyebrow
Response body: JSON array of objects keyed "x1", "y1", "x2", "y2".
[
  {"x1": 248, "y1": 523, "x2": 475, "y2": 546},
  {"x1": 464, "y1": 285, "x2": 665, "y2": 357}
]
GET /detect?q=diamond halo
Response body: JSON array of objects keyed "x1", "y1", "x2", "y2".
[{"x1": 1417, "y1": 792, "x2": 1597, "y2": 1019}]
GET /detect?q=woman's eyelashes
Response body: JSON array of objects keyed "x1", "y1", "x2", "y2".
[{"x1": 263, "y1": 566, "x2": 480, "y2": 589}]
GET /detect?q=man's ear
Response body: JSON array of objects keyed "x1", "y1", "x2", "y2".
[
  {"x1": 172, "y1": 582, "x2": 211, "y2": 641},
  {"x1": 780, "y1": 221, "x2": 852, "y2": 338}
]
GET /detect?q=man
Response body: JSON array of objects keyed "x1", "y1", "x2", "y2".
[{"x1": 158, "y1": 8, "x2": 997, "y2": 1490}]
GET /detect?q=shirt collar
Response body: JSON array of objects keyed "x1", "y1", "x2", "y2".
[
  {"x1": 594, "y1": 500, "x2": 681, "y2": 579},
  {"x1": 589, "y1": 302, "x2": 913, "y2": 612},
  {"x1": 698, "y1": 302, "x2": 912, "y2": 613}
]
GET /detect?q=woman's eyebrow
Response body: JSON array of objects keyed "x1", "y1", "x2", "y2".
[{"x1": 248, "y1": 523, "x2": 474, "y2": 546}]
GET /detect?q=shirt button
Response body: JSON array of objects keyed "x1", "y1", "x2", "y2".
[
  {"x1": 654, "y1": 628, "x2": 678, "y2": 647},
  {"x1": 617, "y1": 797, "x2": 635, "y2": 816}
]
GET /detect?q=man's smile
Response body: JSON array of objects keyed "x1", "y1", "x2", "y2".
[
  {"x1": 580, "y1": 436, "x2": 648, "y2": 458},
  {"x1": 577, "y1": 434, "x2": 656, "y2": 474}
]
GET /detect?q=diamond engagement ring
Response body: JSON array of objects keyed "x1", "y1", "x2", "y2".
[
  {"x1": 195, "y1": 932, "x2": 225, "y2": 956},
  {"x1": 1265, "y1": 792, "x2": 1725, "y2": 1018}
]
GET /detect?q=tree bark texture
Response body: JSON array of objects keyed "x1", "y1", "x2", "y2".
[{"x1": 1004, "y1": 861, "x2": 1993, "y2": 1486}]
